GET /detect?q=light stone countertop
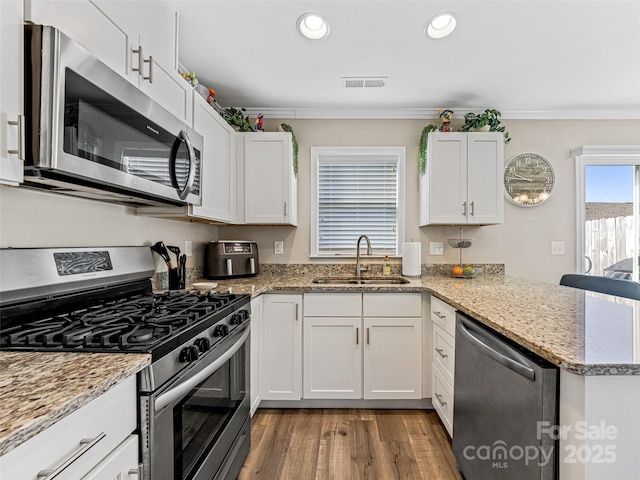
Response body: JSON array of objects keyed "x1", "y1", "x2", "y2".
[
  {"x1": 0, "y1": 351, "x2": 150, "y2": 456},
  {"x1": 203, "y1": 270, "x2": 640, "y2": 376}
]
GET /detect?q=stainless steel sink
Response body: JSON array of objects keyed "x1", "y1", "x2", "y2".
[{"x1": 311, "y1": 276, "x2": 410, "y2": 285}]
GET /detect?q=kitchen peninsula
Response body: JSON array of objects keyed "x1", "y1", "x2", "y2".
[{"x1": 212, "y1": 268, "x2": 640, "y2": 480}]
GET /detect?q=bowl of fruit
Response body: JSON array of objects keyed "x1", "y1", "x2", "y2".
[{"x1": 451, "y1": 265, "x2": 481, "y2": 278}]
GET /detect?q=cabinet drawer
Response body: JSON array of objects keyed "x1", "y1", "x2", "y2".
[
  {"x1": 304, "y1": 293, "x2": 361, "y2": 317},
  {"x1": 432, "y1": 366, "x2": 454, "y2": 437},
  {"x1": 433, "y1": 324, "x2": 455, "y2": 385},
  {"x1": 1, "y1": 375, "x2": 137, "y2": 480},
  {"x1": 431, "y1": 296, "x2": 456, "y2": 336},
  {"x1": 363, "y1": 293, "x2": 421, "y2": 317}
]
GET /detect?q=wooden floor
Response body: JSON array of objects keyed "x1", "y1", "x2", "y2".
[{"x1": 238, "y1": 409, "x2": 462, "y2": 480}]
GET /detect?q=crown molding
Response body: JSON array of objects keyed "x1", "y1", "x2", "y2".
[{"x1": 243, "y1": 107, "x2": 640, "y2": 120}]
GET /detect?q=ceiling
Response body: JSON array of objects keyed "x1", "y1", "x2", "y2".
[{"x1": 171, "y1": 0, "x2": 640, "y2": 119}]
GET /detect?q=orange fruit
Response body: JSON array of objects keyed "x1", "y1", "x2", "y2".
[{"x1": 452, "y1": 265, "x2": 464, "y2": 276}]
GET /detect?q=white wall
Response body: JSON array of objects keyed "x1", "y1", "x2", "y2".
[
  {"x1": 0, "y1": 186, "x2": 218, "y2": 271},
  {"x1": 220, "y1": 118, "x2": 640, "y2": 284}
]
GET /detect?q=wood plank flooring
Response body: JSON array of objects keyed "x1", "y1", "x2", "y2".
[{"x1": 239, "y1": 409, "x2": 462, "y2": 480}]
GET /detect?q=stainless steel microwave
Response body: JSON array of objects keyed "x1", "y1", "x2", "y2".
[{"x1": 23, "y1": 25, "x2": 202, "y2": 207}]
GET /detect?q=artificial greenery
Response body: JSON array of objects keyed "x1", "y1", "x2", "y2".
[
  {"x1": 220, "y1": 106, "x2": 253, "y2": 132},
  {"x1": 418, "y1": 124, "x2": 438, "y2": 176},
  {"x1": 280, "y1": 123, "x2": 298, "y2": 177},
  {"x1": 459, "y1": 109, "x2": 511, "y2": 143}
]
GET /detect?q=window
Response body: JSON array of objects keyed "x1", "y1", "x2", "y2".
[{"x1": 310, "y1": 147, "x2": 405, "y2": 257}]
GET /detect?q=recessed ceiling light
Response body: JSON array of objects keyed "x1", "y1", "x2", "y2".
[
  {"x1": 297, "y1": 13, "x2": 330, "y2": 40},
  {"x1": 425, "y1": 12, "x2": 457, "y2": 39}
]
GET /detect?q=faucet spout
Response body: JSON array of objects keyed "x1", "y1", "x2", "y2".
[{"x1": 355, "y1": 235, "x2": 372, "y2": 276}]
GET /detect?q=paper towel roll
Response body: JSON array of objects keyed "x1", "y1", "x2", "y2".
[{"x1": 402, "y1": 242, "x2": 421, "y2": 277}]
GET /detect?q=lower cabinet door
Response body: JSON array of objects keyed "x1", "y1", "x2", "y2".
[
  {"x1": 303, "y1": 317, "x2": 362, "y2": 399},
  {"x1": 363, "y1": 317, "x2": 422, "y2": 399},
  {"x1": 82, "y1": 435, "x2": 140, "y2": 480},
  {"x1": 260, "y1": 294, "x2": 302, "y2": 400}
]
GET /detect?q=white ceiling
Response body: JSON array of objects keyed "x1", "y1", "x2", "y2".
[{"x1": 172, "y1": 0, "x2": 640, "y2": 119}]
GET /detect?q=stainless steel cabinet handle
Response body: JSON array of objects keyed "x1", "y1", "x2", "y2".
[
  {"x1": 129, "y1": 463, "x2": 144, "y2": 478},
  {"x1": 436, "y1": 348, "x2": 448, "y2": 359},
  {"x1": 132, "y1": 46, "x2": 144, "y2": 75},
  {"x1": 433, "y1": 311, "x2": 446, "y2": 320},
  {"x1": 435, "y1": 393, "x2": 447, "y2": 407},
  {"x1": 366, "y1": 327, "x2": 370, "y2": 345},
  {"x1": 7, "y1": 115, "x2": 25, "y2": 160},
  {"x1": 356, "y1": 327, "x2": 359, "y2": 345},
  {"x1": 470, "y1": 201, "x2": 475, "y2": 216},
  {"x1": 295, "y1": 303, "x2": 299, "y2": 321},
  {"x1": 283, "y1": 201, "x2": 288, "y2": 217},
  {"x1": 462, "y1": 201, "x2": 467, "y2": 216},
  {"x1": 143, "y1": 55, "x2": 153, "y2": 83},
  {"x1": 37, "y1": 432, "x2": 106, "y2": 479}
]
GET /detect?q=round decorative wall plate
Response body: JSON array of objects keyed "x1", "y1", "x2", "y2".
[{"x1": 503, "y1": 153, "x2": 555, "y2": 207}]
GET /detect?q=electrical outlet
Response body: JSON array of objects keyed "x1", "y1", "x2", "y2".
[
  {"x1": 429, "y1": 242, "x2": 444, "y2": 255},
  {"x1": 551, "y1": 241, "x2": 565, "y2": 255},
  {"x1": 274, "y1": 241, "x2": 284, "y2": 255},
  {"x1": 185, "y1": 240, "x2": 193, "y2": 257}
]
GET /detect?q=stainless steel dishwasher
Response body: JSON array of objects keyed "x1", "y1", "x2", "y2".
[{"x1": 453, "y1": 312, "x2": 559, "y2": 480}]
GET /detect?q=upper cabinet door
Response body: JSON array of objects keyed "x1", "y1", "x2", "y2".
[
  {"x1": 426, "y1": 133, "x2": 468, "y2": 224},
  {"x1": 243, "y1": 132, "x2": 297, "y2": 225},
  {"x1": 0, "y1": 0, "x2": 24, "y2": 185},
  {"x1": 467, "y1": 133, "x2": 504, "y2": 225},
  {"x1": 192, "y1": 94, "x2": 236, "y2": 222},
  {"x1": 25, "y1": 0, "x2": 133, "y2": 81}
]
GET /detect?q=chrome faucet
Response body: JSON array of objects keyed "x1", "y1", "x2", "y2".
[{"x1": 355, "y1": 235, "x2": 372, "y2": 276}]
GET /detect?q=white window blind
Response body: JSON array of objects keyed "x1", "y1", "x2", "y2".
[{"x1": 312, "y1": 148, "x2": 405, "y2": 257}]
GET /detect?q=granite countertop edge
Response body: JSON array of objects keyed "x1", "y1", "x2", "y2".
[{"x1": 0, "y1": 353, "x2": 150, "y2": 457}]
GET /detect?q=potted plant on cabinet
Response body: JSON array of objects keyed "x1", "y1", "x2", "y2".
[{"x1": 459, "y1": 109, "x2": 511, "y2": 144}]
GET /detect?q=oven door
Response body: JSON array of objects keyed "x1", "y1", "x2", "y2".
[{"x1": 142, "y1": 326, "x2": 250, "y2": 480}]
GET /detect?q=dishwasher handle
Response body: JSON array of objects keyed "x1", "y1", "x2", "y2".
[{"x1": 457, "y1": 317, "x2": 535, "y2": 381}]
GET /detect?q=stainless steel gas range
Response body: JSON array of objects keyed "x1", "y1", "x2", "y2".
[{"x1": 0, "y1": 246, "x2": 251, "y2": 480}]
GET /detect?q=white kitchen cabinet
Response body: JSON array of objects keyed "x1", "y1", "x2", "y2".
[
  {"x1": 419, "y1": 132, "x2": 504, "y2": 225},
  {"x1": 81, "y1": 434, "x2": 140, "y2": 480},
  {"x1": 25, "y1": 0, "x2": 192, "y2": 124},
  {"x1": 260, "y1": 294, "x2": 302, "y2": 400},
  {"x1": 302, "y1": 292, "x2": 422, "y2": 401},
  {"x1": 250, "y1": 295, "x2": 263, "y2": 416},
  {"x1": 303, "y1": 293, "x2": 362, "y2": 399},
  {"x1": 0, "y1": 0, "x2": 24, "y2": 186},
  {"x1": 0, "y1": 376, "x2": 138, "y2": 480},
  {"x1": 303, "y1": 317, "x2": 362, "y2": 399},
  {"x1": 238, "y1": 132, "x2": 297, "y2": 225},
  {"x1": 430, "y1": 295, "x2": 457, "y2": 436},
  {"x1": 363, "y1": 292, "x2": 422, "y2": 400}
]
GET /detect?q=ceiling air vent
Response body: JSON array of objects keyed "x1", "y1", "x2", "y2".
[{"x1": 341, "y1": 77, "x2": 388, "y2": 89}]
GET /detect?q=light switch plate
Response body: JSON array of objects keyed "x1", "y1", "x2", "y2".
[
  {"x1": 184, "y1": 240, "x2": 193, "y2": 257},
  {"x1": 274, "y1": 241, "x2": 284, "y2": 255},
  {"x1": 551, "y1": 241, "x2": 565, "y2": 255},
  {"x1": 429, "y1": 242, "x2": 444, "y2": 255}
]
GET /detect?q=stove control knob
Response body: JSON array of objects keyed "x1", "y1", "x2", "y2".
[
  {"x1": 213, "y1": 324, "x2": 229, "y2": 337},
  {"x1": 230, "y1": 313, "x2": 242, "y2": 325},
  {"x1": 194, "y1": 337, "x2": 211, "y2": 353},
  {"x1": 179, "y1": 345, "x2": 200, "y2": 363},
  {"x1": 239, "y1": 310, "x2": 250, "y2": 321}
]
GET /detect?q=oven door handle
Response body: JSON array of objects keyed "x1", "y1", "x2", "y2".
[{"x1": 154, "y1": 327, "x2": 249, "y2": 412}]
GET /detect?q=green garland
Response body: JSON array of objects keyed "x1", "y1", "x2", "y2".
[
  {"x1": 418, "y1": 125, "x2": 438, "y2": 176},
  {"x1": 280, "y1": 123, "x2": 298, "y2": 177}
]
